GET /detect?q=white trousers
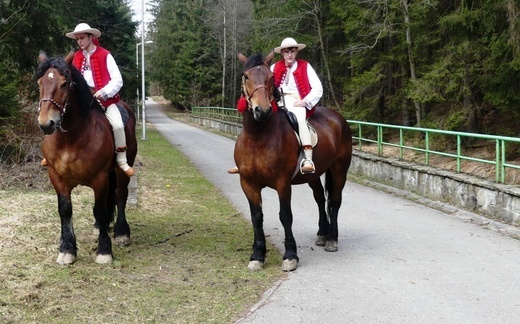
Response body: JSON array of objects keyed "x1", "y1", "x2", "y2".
[
  {"x1": 105, "y1": 103, "x2": 126, "y2": 149},
  {"x1": 283, "y1": 95, "x2": 311, "y2": 146}
]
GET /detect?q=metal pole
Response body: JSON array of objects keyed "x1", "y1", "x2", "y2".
[
  {"x1": 141, "y1": 0, "x2": 146, "y2": 140},
  {"x1": 135, "y1": 42, "x2": 140, "y2": 122}
]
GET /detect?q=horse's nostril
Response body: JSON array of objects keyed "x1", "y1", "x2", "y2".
[{"x1": 40, "y1": 120, "x2": 56, "y2": 135}]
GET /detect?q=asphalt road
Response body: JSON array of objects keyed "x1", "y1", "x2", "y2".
[{"x1": 144, "y1": 99, "x2": 520, "y2": 324}]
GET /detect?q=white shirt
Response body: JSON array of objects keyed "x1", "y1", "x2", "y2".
[
  {"x1": 82, "y1": 47, "x2": 123, "y2": 98},
  {"x1": 270, "y1": 60, "x2": 323, "y2": 109}
]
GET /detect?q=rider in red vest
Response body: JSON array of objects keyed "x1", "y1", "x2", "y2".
[
  {"x1": 271, "y1": 37, "x2": 323, "y2": 173},
  {"x1": 228, "y1": 37, "x2": 323, "y2": 175},
  {"x1": 63, "y1": 23, "x2": 134, "y2": 177}
]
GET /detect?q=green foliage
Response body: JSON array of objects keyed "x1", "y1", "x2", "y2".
[
  {"x1": 0, "y1": 58, "x2": 20, "y2": 118},
  {"x1": 0, "y1": 0, "x2": 138, "y2": 158},
  {"x1": 149, "y1": 0, "x2": 220, "y2": 107}
]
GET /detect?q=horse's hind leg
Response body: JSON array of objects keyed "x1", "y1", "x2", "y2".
[
  {"x1": 307, "y1": 179, "x2": 328, "y2": 247},
  {"x1": 113, "y1": 172, "x2": 131, "y2": 246},
  {"x1": 324, "y1": 167, "x2": 348, "y2": 252}
]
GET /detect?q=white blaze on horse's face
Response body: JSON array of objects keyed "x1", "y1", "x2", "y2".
[{"x1": 37, "y1": 68, "x2": 65, "y2": 134}]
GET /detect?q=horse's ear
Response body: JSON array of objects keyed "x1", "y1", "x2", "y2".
[
  {"x1": 65, "y1": 50, "x2": 75, "y2": 64},
  {"x1": 38, "y1": 51, "x2": 47, "y2": 63},
  {"x1": 238, "y1": 52, "x2": 248, "y2": 64},
  {"x1": 265, "y1": 51, "x2": 274, "y2": 65}
]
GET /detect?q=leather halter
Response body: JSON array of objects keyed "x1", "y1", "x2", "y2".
[
  {"x1": 38, "y1": 81, "x2": 75, "y2": 132},
  {"x1": 241, "y1": 64, "x2": 274, "y2": 109}
]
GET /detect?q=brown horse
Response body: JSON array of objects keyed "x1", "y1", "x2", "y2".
[
  {"x1": 35, "y1": 52, "x2": 137, "y2": 264},
  {"x1": 235, "y1": 52, "x2": 352, "y2": 271}
]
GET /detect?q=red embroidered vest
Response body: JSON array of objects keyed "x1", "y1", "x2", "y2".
[
  {"x1": 273, "y1": 59, "x2": 315, "y2": 118},
  {"x1": 72, "y1": 46, "x2": 120, "y2": 107}
]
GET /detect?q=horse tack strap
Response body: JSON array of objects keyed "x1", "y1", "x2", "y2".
[
  {"x1": 38, "y1": 81, "x2": 74, "y2": 114},
  {"x1": 39, "y1": 97, "x2": 69, "y2": 114}
]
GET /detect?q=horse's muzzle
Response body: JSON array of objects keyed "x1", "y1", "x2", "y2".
[
  {"x1": 253, "y1": 105, "x2": 273, "y2": 121},
  {"x1": 39, "y1": 120, "x2": 57, "y2": 135}
]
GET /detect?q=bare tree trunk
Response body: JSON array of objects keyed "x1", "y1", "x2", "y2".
[
  {"x1": 310, "y1": 0, "x2": 340, "y2": 109},
  {"x1": 400, "y1": 63, "x2": 411, "y2": 126},
  {"x1": 231, "y1": 1, "x2": 237, "y2": 106},
  {"x1": 401, "y1": 0, "x2": 422, "y2": 126},
  {"x1": 221, "y1": 5, "x2": 227, "y2": 108}
]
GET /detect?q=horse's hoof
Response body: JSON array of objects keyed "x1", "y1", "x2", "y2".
[
  {"x1": 95, "y1": 254, "x2": 113, "y2": 264},
  {"x1": 282, "y1": 259, "x2": 298, "y2": 272},
  {"x1": 315, "y1": 235, "x2": 326, "y2": 246},
  {"x1": 324, "y1": 240, "x2": 338, "y2": 252},
  {"x1": 114, "y1": 235, "x2": 130, "y2": 247},
  {"x1": 248, "y1": 260, "x2": 264, "y2": 271},
  {"x1": 56, "y1": 252, "x2": 75, "y2": 265}
]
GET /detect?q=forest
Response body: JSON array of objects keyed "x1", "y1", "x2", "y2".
[{"x1": 1, "y1": 0, "x2": 520, "y2": 164}]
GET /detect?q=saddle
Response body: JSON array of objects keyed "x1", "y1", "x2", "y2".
[{"x1": 281, "y1": 109, "x2": 318, "y2": 147}]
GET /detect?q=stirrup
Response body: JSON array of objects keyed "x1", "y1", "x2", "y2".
[{"x1": 300, "y1": 158, "x2": 315, "y2": 174}]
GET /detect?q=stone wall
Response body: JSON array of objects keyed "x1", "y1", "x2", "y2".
[{"x1": 351, "y1": 151, "x2": 520, "y2": 226}]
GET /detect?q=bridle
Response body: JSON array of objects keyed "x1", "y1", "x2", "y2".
[
  {"x1": 38, "y1": 81, "x2": 76, "y2": 132},
  {"x1": 241, "y1": 64, "x2": 275, "y2": 109}
]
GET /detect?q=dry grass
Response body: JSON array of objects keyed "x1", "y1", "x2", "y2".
[{"x1": 0, "y1": 125, "x2": 286, "y2": 323}]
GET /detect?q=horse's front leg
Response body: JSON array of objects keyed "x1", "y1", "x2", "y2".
[
  {"x1": 56, "y1": 191, "x2": 76, "y2": 265},
  {"x1": 92, "y1": 181, "x2": 113, "y2": 264},
  {"x1": 278, "y1": 185, "x2": 298, "y2": 272},
  {"x1": 248, "y1": 201, "x2": 266, "y2": 271},
  {"x1": 241, "y1": 180, "x2": 266, "y2": 271}
]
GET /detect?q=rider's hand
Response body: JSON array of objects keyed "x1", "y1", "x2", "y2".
[
  {"x1": 94, "y1": 89, "x2": 107, "y2": 101},
  {"x1": 294, "y1": 100, "x2": 306, "y2": 107}
]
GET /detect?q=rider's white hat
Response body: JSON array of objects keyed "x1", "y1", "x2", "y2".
[
  {"x1": 274, "y1": 37, "x2": 306, "y2": 53},
  {"x1": 66, "y1": 23, "x2": 101, "y2": 39}
]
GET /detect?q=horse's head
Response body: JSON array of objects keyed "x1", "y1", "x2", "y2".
[
  {"x1": 35, "y1": 51, "x2": 76, "y2": 134},
  {"x1": 238, "y1": 51, "x2": 275, "y2": 121}
]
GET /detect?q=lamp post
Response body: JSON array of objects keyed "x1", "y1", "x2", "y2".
[
  {"x1": 136, "y1": 40, "x2": 153, "y2": 128},
  {"x1": 140, "y1": 0, "x2": 148, "y2": 140}
]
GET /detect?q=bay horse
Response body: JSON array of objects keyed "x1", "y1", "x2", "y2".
[
  {"x1": 35, "y1": 52, "x2": 137, "y2": 264},
  {"x1": 235, "y1": 52, "x2": 352, "y2": 271}
]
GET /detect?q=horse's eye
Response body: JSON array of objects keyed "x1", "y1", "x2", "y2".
[{"x1": 60, "y1": 81, "x2": 68, "y2": 89}]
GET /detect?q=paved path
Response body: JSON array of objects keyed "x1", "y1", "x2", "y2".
[{"x1": 144, "y1": 99, "x2": 520, "y2": 324}]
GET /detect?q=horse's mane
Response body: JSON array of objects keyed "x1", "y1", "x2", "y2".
[
  {"x1": 34, "y1": 56, "x2": 97, "y2": 114},
  {"x1": 244, "y1": 53, "x2": 266, "y2": 70},
  {"x1": 243, "y1": 53, "x2": 281, "y2": 102}
]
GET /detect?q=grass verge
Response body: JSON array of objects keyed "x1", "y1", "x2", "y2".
[{"x1": 0, "y1": 126, "x2": 285, "y2": 323}]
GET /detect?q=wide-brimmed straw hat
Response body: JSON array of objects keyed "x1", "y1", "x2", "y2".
[
  {"x1": 274, "y1": 37, "x2": 306, "y2": 53},
  {"x1": 65, "y1": 23, "x2": 101, "y2": 39}
]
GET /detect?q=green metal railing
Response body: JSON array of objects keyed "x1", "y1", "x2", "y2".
[
  {"x1": 191, "y1": 107, "x2": 520, "y2": 184},
  {"x1": 349, "y1": 121, "x2": 520, "y2": 184},
  {"x1": 191, "y1": 106, "x2": 242, "y2": 124}
]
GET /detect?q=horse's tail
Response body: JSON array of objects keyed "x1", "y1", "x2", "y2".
[
  {"x1": 107, "y1": 170, "x2": 117, "y2": 223},
  {"x1": 325, "y1": 169, "x2": 333, "y2": 212}
]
